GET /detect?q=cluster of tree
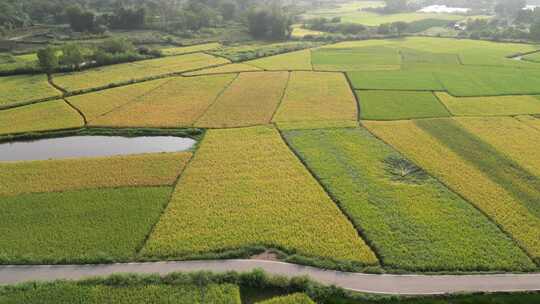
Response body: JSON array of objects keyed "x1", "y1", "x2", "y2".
[
  {"x1": 246, "y1": 6, "x2": 292, "y2": 40},
  {"x1": 304, "y1": 17, "x2": 409, "y2": 36},
  {"x1": 37, "y1": 38, "x2": 158, "y2": 73}
]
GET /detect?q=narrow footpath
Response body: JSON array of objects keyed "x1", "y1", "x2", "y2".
[{"x1": 1, "y1": 259, "x2": 540, "y2": 295}]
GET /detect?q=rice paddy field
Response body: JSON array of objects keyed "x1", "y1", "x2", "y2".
[{"x1": 2, "y1": 34, "x2": 540, "y2": 278}]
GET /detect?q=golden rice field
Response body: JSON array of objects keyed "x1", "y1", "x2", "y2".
[
  {"x1": 455, "y1": 117, "x2": 540, "y2": 176},
  {"x1": 246, "y1": 50, "x2": 313, "y2": 71},
  {"x1": 0, "y1": 74, "x2": 60, "y2": 107},
  {"x1": 436, "y1": 93, "x2": 540, "y2": 116},
  {"x1": 160, "y1": 42, "x2": 221, "y2": 56},
  {"x1": 53, "y1": 53, "x2": 229, "y2": 91},
  {"x1": 516, "y1": 115, "x2": 540, "y2": 131},
  {"x1": 0, "y1": 100, "x2": 83, "y2": 135},
  {"x1": 83, "y1": 75, "x2": 236, "y2": 128},
  {"x1": 142, "y1": 126, "x2": 377, "y2": 264},
  {"x1": 364, "y1": 120, "x2": 540, "y2": 262},
  {"x1": 0, "y1": 152, "x2": 191, "y2": 196},
  {"x1": 195, "y1": 72, "x2": 289, "y2": 128},
  {"x1": 275, "y1": 120, "x2": 359, "y2": 131},
  {"x1": 183, "y1": 63, "x2": 261, "y2": 76},
  {"x1": 273, "y1": 72, "x2": 357, "y2": 124}
]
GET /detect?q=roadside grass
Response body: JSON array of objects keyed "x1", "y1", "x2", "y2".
[
  {"x1": 312, "y1": 46, "x2": 401, "y2": 71},
  {"x1": 0, "y1": 187, "x2": 171, "y2": 264},
  {"x1": 273, "y1": 72, "x2": 357, "y2": 124},
  {"x1": 0, "y1": 74, "x2": 60, "y2": 107},
  {"x1": 259, "y1": 293, "x2": 315, "y2": 304},
  {"x1": 364, "y1": 120, "x2": 540, "y2": 264},
  {"x1": 0, "y1": 152, "x2": 191, "y2": 196},
  {"x1": 436, "y1": 66, "x2": 540, "y2": 97},
  {"x1": 284, "y1": 127, "x2": 533, "y2": 271},
  {"x1": 357, "y1": 90, "x2": 450, "y2": 120},
  {"x1": 348, "y1": 70, "x2": 444, "y2": 91},
  {"x1": 246, "y1": 50, "x2": 312, "y2": 71},
  {"x1": 516, "y1": 115, "x2": 540, "y2": 131},
  {"x1": 455, "y1": 117, "x2": 540, "y2": 178},
  {"x1": 53, "y1": 53, "x2": 229, "y2": 91},
  {"x1": 184, "y1": 63, "x2": 261, "y2": 76},
  {"x1": 0, "y1": 100, "x2": 83, "y2": 135},
  {"x1": 160, "y1": 42, "x2": 221, "y2": 56},
  {"x1": 142, "y1": 126, "x2": 378, "y2": 266},
  {"x1": 86, "y1": 75, "x2": 236, "y2": 128},
  {"x1": 435, "y1": 92, "x2": 540, "y2": 116},
  {"x1": 195, "y1": 72, "x2": 289, "y2": 128}
]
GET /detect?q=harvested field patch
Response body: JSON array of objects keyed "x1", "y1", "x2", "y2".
[
  {"x1": 53, "y1": 53, "x2": 229, "y2": 91},
  {"x1": 83, "y1": 75, "x2": 236, "y2": 128},
  {"x1": 364, "y1": 120, "x2": 540, "y2": 263},
  {"x1": 312, "y1": 46, "x2": 401, "y2": 71},
  {"x1": 142, "y1": 126, "x2": 377, "y2": 265},
  {"x1": 0, "y1": 74, "x2": 60, "y2": 107},
  {"x1": 246, "y1": 50, "x2": 312, "y2": 71},
  {"x1": 0, "y1": 187, "x2": 171, "y2": 264},
  {"x1": 436, "y1": 92, "x2": 540, "y2": 116},
  {"x1": 183, "y1": 63, "x2": 261, "y2": 76},
  {"x1": 348, "y1": 70, "x2": 444, "y2": 91},
  {"x1": 357, "y1": 90, "x2": 450, "y2": 120},
  {"x1": 196, "y1": 72, "x2": 289, "y2": 128},
  {"x1": 161, "y1": 42, "x2": 221, "y2": 56},
  {"x1": 273, "y1": 72, "x2": 357, "y2": 124},
  {"x1": 0, "y1": 152, "x2": 191, "y2": 196},
  {"x1": 284, "y1": 128, "x2": 533, "y2": 271},
  {"x1": 0, "y1": 100, "x2": 83, "y2": 135}
]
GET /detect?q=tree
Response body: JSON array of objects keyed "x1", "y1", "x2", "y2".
[
  {"x1": 220, "y1": 1, "x2": 237, "y2": 20},
  {"x1": 60, "y1": 44, "x2": 84, "y2": 69},
  {"x1": 530, "y1": 21, "x2": 540, "y2": 41},
  {"x1": 37, "y1": 47, "x2": 58, "y2": 73},
  {"x1": 64, "y1": 5, "x2": 96, "y2": 32},
  {"x1": 109, "y1": 6, "x2": 146, "y2": 29},
  {"x1": 247, "y1": 6, "x2": 291, "y2": 40},
  {"x1": 100, "y1": 38, "x2": 135, "y2": 54},
  {"x1": 391, "y1": 21, "x2": 408, "y2": 36}
]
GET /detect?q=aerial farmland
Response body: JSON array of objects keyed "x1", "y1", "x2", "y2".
[{"x1": 1, "y1": 0, "x2": 540, "y2": 303}]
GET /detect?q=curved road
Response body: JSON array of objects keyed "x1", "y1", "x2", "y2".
[{"x1": 1, "y1": 259, "x2": 540, "y2": 295}]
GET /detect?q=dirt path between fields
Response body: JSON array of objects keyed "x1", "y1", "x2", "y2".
[{"x1": 1, "y1": 259, "x2": 539, "y2": 295}]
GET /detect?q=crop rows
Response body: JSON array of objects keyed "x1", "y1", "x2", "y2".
[
  {"x1": 365, "y1": 120, "x2": 540, "y2": 263},
  {"x1": 284, "y1": 127, "x2": 533, "y2": 271},
  {"x1": 142, "y1": 126, "x2": 377, "y2": 264}
]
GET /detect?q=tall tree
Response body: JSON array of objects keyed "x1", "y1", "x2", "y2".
[{"x1": 37, "y1": 46, "x2": 58, "y2": 73}]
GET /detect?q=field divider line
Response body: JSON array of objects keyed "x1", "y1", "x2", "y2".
[
  {"x1": 269, "y1": 72, "x2": 291, "y2": 123},
  {"x1": 430, "y1": 91, "x2": 453, "y2": 117},
  {"x1": 344, "y1": 72, "x2": 362, "y2": 122},
  {"x1": 134, "y1": 146, "x2": 201, "y2": 256},
  {"x1": 47, "y1": 74, "x2": 68, "y2": 94},
  {"x1": 192, "y1": 73, "x2": 240, "y2": 126},
  {"x1": 275, "y1": 127, "x2": 384, "y2": 267},
  {"x1": 359, "y1": 121, "x2": 538, "y2": 267},
  {"x1": 62, "y1": 97, "x2": 87, "y2": 126}
]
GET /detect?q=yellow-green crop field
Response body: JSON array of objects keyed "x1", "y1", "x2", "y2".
[
  {"x1": 436, "y1": 93, "x2": 540, "y2": 116},
  {"x1": 160, "y1": 42, "x2": 221, "y2": 56},
  {"x1": 259, "y1": 293, "x2": 315, "y2": 304},
  {"x1": 80, "y1": 75, "x2": 236, "y2": 128},
  {"x1": 364, "y1": 120, "x2": 540, "y2": 262},
  {"x1": 53, "y1": 53, "x2": 229, "y2": 91},
  {"x1": 246, "y1": 50, "x2": 312, "y2": 71},
  {"x1": 183, "y1": 63, "x2": 261, "y2": 76},
  {"x1": 0, "y1": 100, "x2": 83, "y2": 135},
  {"x1": 273, "y1": 72, "x2": 357, "y2": 124},
  {"x1": 0, "y1": 152, "x2": 191, "y2": 196},
  {"x1": 455, "y1": 117, "x2": 540, "y2": 176},
  {"x1": 0, "y1": 74, "x2": 60, "y2": 107},
  {"x1": 195, "y1": 72, "x2": 289, "y2": 128},
  {"x1": 142, "y1": 126, "x2": 378, "y2": 265},
  {"x1": 516, "y1": 115, "x2": 540, "y2": 131}
]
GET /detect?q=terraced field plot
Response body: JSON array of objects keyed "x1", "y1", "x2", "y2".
[
  {"x1": 284, "y1": 128, "x2": 533, "y2": 271},
  {"x1": 516, "y1": 115, "x2": 540, "y2": 131},
  {"x1": 184, "y1": 63, "x2": 261, "y2": 76},
  {"x1": 0, "y1": 152, "x2": 191, "y2": 196},
  {"x1": 357, "y1": 90, "x2": 450, "y2": 120},
  {"x1": 0, "y1": 187, "x2": 171, "y2": 264},
  {"x1": 365, "y1": 120, "x2": 540, "y2": 263},
  {"x1": 142, "y1": 126, "x2": 377, "y2": 265},
  {"x1": 273, "y1": 72, "x2": 357, "y2": 125},
  {"x1": 246, "y1": 50, "x2": 312, "y2": 71},
  {"x1": 70, "y1": 75, "x2": 236, "y2": 128},
  {"x1": 196, "y1": 72, "x2": 289, "y2": 128},
  {"x1": 436, "y1": 93, "x2": 540, "y2": 116},
  {"x1": 312, "y1": 46, "x2": 401, "y2": 71},
  {"x1": 0, "y1": 281, "x2": 241, "y2": 304},
  {"x1": 348, "y1": 70, "x2": 443, "y2": 91},
  {"x1": 0, "y1": 100, "x2": 83, "y2": 135},
  {"x1": 53, "y1": 53, "x2": 229, "y2": 91},
  {"x1": 0, "y1": 74, "x2": 60, "y2": 107}
]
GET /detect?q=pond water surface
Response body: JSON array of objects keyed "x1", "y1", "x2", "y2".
[{"x1": 0, "y1": 136, "x2": 196, "y2": 161}]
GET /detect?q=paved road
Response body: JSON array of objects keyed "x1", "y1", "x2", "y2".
[{"x1": 1, "y1": 260, "x2": 540, "y2": 295}]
